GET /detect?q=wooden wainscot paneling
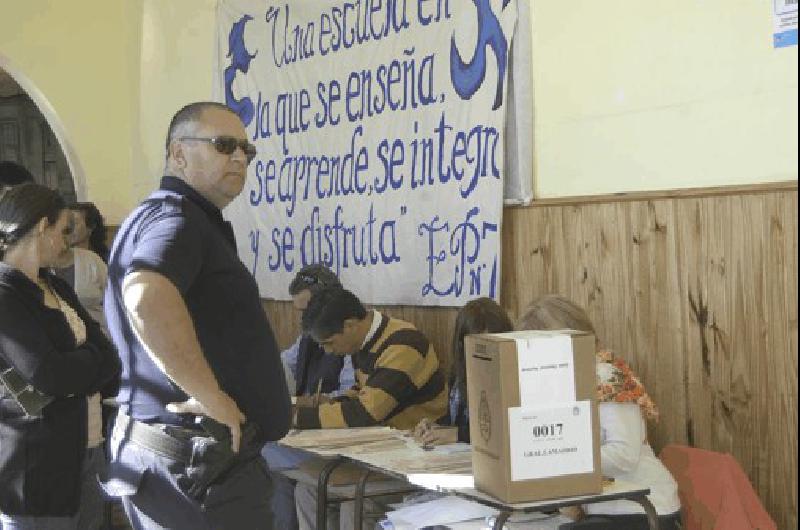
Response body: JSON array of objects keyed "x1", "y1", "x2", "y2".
[
  {"x1": 262, "y1": 182, "x2": 797, "y2": 529},
  {"x1": 502, "y1": 182, "x2": 797, "y2": 529}
]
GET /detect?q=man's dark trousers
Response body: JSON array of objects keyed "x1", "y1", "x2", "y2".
[{"x1": 104, "y1": 418, "x2": 274, "y2": 530}]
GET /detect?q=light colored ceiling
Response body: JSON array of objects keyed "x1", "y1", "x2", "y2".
[{"x1": 0, "y1": 69, "x2": 24, "y2": 97}]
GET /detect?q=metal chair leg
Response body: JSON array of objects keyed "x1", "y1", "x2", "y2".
[
  {"x1": 632, "y1": 495, "x2": 661, "y2": 530},
  {"x1": 317, "y1": 456, "x2": 346, "y2": 530},
  {"x1": 493, "y1": 511, "x2": 511, "y2": 530},
  {"x1": 353, "y1": 468, "x2": 373, "y2": 530}
]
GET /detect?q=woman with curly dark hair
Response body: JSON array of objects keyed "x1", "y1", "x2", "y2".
[
  {"x1": 70, "y1": 202, "x2": 109, "y2": 263},
  {"x1": 68, "y1": 202, "x2": 110, "y2": 331}
]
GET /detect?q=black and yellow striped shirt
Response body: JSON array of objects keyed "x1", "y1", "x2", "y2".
[{"x1": 295, "y1": 314, "x2": 447, "y2": 430}]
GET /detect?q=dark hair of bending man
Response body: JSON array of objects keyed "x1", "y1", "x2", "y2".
[{"x1": 296, "y1": 286, "x2": 446, "y2": 430}]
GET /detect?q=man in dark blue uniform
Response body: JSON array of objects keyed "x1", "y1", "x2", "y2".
[{"x1": 103, "y1": 101, "x2": 291, "y2": 530}]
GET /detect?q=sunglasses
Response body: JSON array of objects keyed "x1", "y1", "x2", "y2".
[
  {"x1": 180, "y1": 136, "x2": 257, "y2": 163},
  {"x1": 298, "y1": 273, "x2": 318, "y2": 285}
]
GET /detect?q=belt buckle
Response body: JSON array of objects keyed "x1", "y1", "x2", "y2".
[{"x1": 161, "y1": 424, "x2": 204, "y2": 442}]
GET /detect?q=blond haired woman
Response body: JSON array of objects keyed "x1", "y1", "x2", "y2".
[{"x1": 518, "y1": 295, "x2": 681, "y2": 530}]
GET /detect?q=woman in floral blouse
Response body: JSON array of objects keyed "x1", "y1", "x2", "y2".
[{"x1": 518, "y1": 295, "x2": 681, "y2": 530}]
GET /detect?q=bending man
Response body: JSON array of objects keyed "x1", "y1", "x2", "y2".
[{"x1": 294, "y1": 286, "x2": 447, "y2": 529}]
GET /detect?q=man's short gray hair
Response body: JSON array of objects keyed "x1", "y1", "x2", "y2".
[{"x1": 164, "y1": 101, "x2": 236, "y2": 154}]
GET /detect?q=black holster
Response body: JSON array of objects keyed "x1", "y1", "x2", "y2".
[{"x1": 181, "y1": 420, "x2": 262, "y2": 503}]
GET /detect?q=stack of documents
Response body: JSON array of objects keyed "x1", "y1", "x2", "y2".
[
  {"x1": 384, "y1": 496, "x2": 572, "y2": 529},
  {"x1": 385, "y1": 496, "x2": 496, "y2": 528},
  {"x1": 281, "y1": 426, "x2": 405, "y2": 454}
]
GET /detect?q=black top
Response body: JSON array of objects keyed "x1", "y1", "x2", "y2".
[
  {"x1": 435, "y1": 377, "x2": 470, "y2": 443},
  {"x1": 105, "y1": 176, "x2": 291, "y2": 443},
  {"x1": 294, "y1": 336, "x2": 345, "y2": 397},
  {"x1": 0, "y1": 263, "x2": 121, "y2": 516}
]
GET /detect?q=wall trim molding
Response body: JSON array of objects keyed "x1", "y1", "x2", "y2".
[{"x1": 511, "y1": 181, "x2": 798, "y2": 209}]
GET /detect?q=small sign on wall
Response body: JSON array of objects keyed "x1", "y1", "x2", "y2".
[{"x1": 773, "y1": 0, "x2": 798, "y2": 48}]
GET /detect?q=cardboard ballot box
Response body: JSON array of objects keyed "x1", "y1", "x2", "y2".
[{"x1": 465, "y1": 330, "x2": 601, "y2": 503}]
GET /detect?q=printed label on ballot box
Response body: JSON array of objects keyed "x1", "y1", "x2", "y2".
[
  {"x1": 514, "y1": 334, "x2": 576, "y2": 407},
  {"x1": 508, "y1": 401, "x2": 594, "y2": 481}
]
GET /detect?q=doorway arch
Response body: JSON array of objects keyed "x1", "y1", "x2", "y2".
[{"x1": 0, "y1": 53, "x2": 87, "y2": 201}]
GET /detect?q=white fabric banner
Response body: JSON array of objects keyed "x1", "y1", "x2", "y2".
[
  {"x1": 214, "y1": 0, "x2": 518, "y2": 305},
  {"x1": 503, "y1": 0, "x2": 533, "y2": 205}
]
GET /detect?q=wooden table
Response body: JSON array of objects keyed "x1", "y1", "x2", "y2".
[{"x1": 279, "y1": 428, "x2": 659, "y2": 530}]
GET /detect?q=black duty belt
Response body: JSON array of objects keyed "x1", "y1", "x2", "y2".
[
  {"x1": 117, "y1": 413, "x2": 195, "y2": 463},
  {"x1": 116, "y1": 412, "x2": 264, "y2": 502}
]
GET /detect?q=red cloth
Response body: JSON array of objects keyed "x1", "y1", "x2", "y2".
[{"x1": 659, "y1": 445, "x2": 776, "y2": 530}]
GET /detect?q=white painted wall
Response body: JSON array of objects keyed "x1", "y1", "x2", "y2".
[
  {"x1": 2, "y1": 0, "x2": 796, "y2": 222},
  {"x1": 530, "y1": 0, "x2": 798, "y2": 198}
]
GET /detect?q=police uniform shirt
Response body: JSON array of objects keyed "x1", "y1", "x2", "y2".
[{"x1": 104, "y1": 176, "x2": 291, "y2": 441}]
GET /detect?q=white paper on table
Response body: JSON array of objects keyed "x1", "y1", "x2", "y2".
[
  {"x1": 386, "y1": 495, "x2": 497, "y2": 527},
  {"x1": 484, "y1": 513, "x2": 576, "y2": 529},
  {"x1": 434, "y1": 442, "x2": 472, "y2": 454},
  {"x1": 508, "y1": 401, "x2": 594, "y2": 481},
  {"x1": 406, "y1": 472, "x2": 474, "y2": 490},
  {"x1": 388, "y1": 514, "x2": 572, "y2": 530},
  {"x1": 514, "y1": 334, "x2": 576, "y2": 406}
]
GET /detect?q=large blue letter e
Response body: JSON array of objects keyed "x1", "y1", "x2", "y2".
[{"x1": 224, "y1": 15, "x2": 256, "y2": 127}]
